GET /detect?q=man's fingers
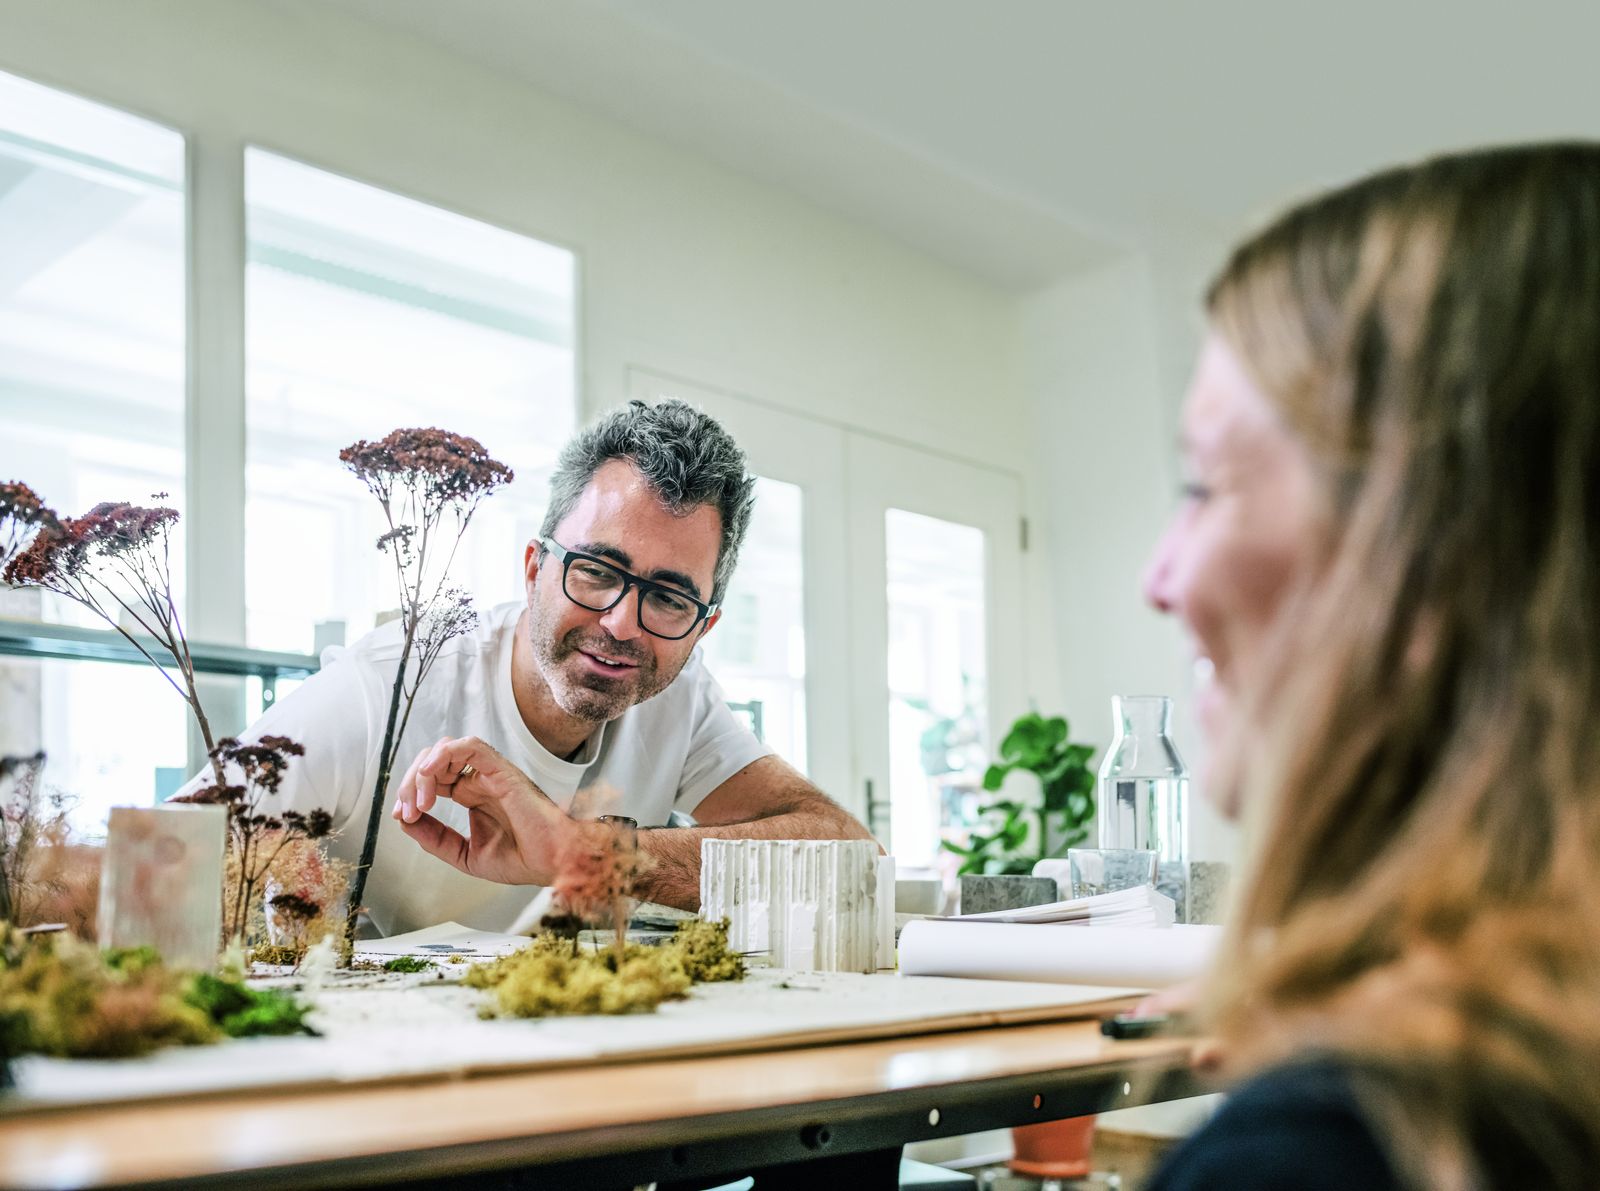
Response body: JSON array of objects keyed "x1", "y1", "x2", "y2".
[
  {"x1": 419, "y1": 737, "x2": 517, "y2": 795},
  {"x1": 396, "y1": 810, "x2": 471, "y2": 872},
  {"x1": 392, "y1": 743, "x2": 440, "y2": 825},
  {"x1": 414, "y1": 736, "x2": 454, "y2": 813}
]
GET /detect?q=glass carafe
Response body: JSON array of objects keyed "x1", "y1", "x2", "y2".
[{"x1": 1097, "y1": 695, "x2": 1189, "y2": 916}]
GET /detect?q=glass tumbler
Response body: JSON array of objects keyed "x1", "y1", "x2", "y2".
[{"x1": 1067, "y1": 847, "x2": 1158, "y2": 898}]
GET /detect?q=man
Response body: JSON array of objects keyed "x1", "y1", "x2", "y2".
[{"x1": 218, "y1": 400, "x2": 870, "y2": 934}]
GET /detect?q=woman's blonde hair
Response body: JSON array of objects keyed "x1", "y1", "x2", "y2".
[{"x1": 1204, "y1": 143, "x2": 1600, "y2": 1189}]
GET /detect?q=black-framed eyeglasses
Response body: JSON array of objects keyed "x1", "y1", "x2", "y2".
[{"x1": 539, "y1": 537, "x2": 717, "y2": 641}]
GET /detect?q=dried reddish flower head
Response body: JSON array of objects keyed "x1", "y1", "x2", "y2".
[
  {"x1": 268, "y1": 892, "x2": 321, "y2": 922},
  {"x1": 75, "y1": 501, "x2": 179, "y2": 558},
  {"x1": 280, "y1": 808, "x2": 334, "y2": 840},
  {"x1": 340, "y1": 427, "x2": 513, "y2": 504},
  {"x1": 209, "y1": 736, "x2": 306, "y2": 798},
  {"x1": 2, "y1": 528, "x2": 69, "y2": 587},
  {"x1": 0, "y1": 479, "x2": 60, "y2": 580},
  {"x1": 2, "y1": 499, "x2": 177, "y2": 587},
  {"x1": 0, "y1": 482, "x2": 58, "y2": 532}
]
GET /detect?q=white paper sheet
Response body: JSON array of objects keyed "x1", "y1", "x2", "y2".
[
  {"x1": 949, "y1": 884, "x2": 1175, "y2": 927},
  {"x1": 354, "y1": 921, "x2": 532, "y2": 959},
  {"x1": 897, "y1": 920, "x2": 1221, "y2": 989}
]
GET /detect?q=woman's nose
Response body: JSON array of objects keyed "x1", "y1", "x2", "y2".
[{"x1": 1142, "y1": 522, "x2": 1178, "y2": 615}]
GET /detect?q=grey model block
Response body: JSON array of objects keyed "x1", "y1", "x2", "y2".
[
  {"x1": 1188, "y1": 860, "x2": 1232, "y2": 925},
  {"x1": 959, "y1": 874, "x2": 1058, "y2": 916}
]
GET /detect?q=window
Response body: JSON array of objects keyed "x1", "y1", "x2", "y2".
[
  {"x1": 0, "y1": 78, "x2": 580, "y2": 831},
  {"x1": 884, "y1": 510, "x2": 989, "y2": 866},
  {"x1": 0, "y1": 70, "x2": 187, "y2": 623},
  {"x1": 0, "y1": 70, "x2": 187, "y2": 830},
  {"x1": 243, "y1": 150, "x2": 577, "y2": 653},
  {"x1": 699, "y1": 477, "x2": 807, "y2": 770}
]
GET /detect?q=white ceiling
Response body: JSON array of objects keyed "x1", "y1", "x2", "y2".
[{"x1": 317, "y1": 0, "x2": 1600, "y2": 290}]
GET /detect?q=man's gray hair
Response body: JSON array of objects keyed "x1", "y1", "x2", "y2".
[{"x1": 539, "y1": 400, "x2": 757, "y2": 604}]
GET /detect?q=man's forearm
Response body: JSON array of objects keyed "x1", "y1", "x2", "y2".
[{"x1": 634, "y1": 804, "x2": 874, "y2": 910}]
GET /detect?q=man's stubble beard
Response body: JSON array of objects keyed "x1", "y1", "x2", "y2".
[{"x1": 526, "y1": 598, "x2": 684, "y2": 724}]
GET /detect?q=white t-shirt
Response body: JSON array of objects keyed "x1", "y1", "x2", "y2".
[{"x1": 189, "y1": 601, "x2": 770, "y2": 935}]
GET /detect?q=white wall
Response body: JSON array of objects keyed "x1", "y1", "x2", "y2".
[
  {"x1": 0, "y1": 0, "x2": 1028, "y2": 467},
  {"x1": 1019, "y1": 256, "x2": 1234, "y2": 861}
]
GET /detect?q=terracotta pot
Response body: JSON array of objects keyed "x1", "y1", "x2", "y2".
[{"x1": 1009, "y1": 1114, "x2": 1096, "y2": 1180}]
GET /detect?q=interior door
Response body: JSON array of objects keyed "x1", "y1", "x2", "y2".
[
  {"x1": 845, "y1": 435, "x2": 1027, "y2": 869},
  {"x1": 626, "y1": 369, "x2": 852, "y2": 805}
]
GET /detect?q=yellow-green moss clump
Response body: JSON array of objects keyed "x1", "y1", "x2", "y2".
[
  {"x1": 0, "y1": 925, "x2": 313, "y2": 1059},
  {"x1": 669, "y1": 917, "x2": 745, "y2": 984},
  {"x1": 466, "y1": 918, "x2": 744, "y2": 1019}
]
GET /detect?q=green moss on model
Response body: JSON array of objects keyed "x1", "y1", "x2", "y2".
[
  {"x1": 465, "y1": 918, "x2": 745, "y2": 1019},
  {"x1": 381, "y1": 955, "x2": 435, "y2": 973},
  {"x1": 185, "y1": 972, "x2": 315, "y2": 1038},
  {"x1": 0, "y1": 924, "x2": 313, "y2": 1058},
  {"x1": 670, "y1": 918, "x2": 745, "y2": 984}
]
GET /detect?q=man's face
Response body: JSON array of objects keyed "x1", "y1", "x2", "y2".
[{"x1": 525, "y1": 459, "x2": 723, "y2": 724}]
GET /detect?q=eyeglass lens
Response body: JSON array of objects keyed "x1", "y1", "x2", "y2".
[{"x1": 563, "y1": 556, "x2": 702, "y2": 638}]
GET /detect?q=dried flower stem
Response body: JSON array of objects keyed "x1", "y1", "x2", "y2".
[
  {"x1": 339, "y1": 430, "x2": 511, "y2": 939},
  {"x1": 0, "y1": 752, "x2": 63, "y2": 926}
]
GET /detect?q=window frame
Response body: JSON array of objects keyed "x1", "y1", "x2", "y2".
[{"x1": 1, "y1": 75, "x2": 585, "y2": 772}]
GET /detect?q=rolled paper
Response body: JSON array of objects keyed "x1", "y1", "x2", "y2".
[{"x1": 897, "y1": 920, "x2": 1221, "y2": 989}]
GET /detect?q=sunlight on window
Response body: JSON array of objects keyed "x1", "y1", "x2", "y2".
[
  {"x1": 884, "y1": 509, "x2": 988, "y2": 868},
  {"x1": 0, "y1": 70, "x2": 188, "y2": 827},
  {"x1": 0, "y1": 70, "x2": 187, "y2": 627},
  {"x1": 0, "y1": 656, "x2": 188, "y2": 836},
  {"x1": 699, "y1": 478, "x2": 807, "y2": 772},
  {"x1": 244, "y1": 150, "x2": 577, "y2": 653}
]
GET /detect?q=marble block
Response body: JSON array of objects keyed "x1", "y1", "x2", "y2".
[
  {"x1": 98, "y1": 805, "x2": 226, "y2": 971},
  {"x1": 1188, "y1": 861, "x2": 1232, "y2": 925},
  {"x1": 700, "y1": 839, "x2": 880, "y2": 973},
  {"x1": 1156, "y1": 859, "x2": 1189, "y2": 924},
  {"x1": 959, "y1": 874, "x2": 1058, "y2": 916}
]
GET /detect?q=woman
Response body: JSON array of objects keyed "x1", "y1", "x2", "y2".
[{"x1": 1141, "y1": 143, "x2": 1600, "y2": 1189}]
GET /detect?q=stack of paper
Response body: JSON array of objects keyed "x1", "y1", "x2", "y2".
[
  {"x1": 354, "y1": 921, "x2": 533, "y2": 961},
  {"x1": 948, "y1": 884, "x2": 1176, "y2": 927}
]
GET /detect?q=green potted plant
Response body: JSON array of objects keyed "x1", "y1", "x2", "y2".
[{"x1": 942, "y1": 712, "x2": 1097, "y2": 875}]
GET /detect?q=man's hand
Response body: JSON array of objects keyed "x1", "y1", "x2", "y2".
[{"x1": 392, "y1": 736, "x2": 575, "y2": 886}]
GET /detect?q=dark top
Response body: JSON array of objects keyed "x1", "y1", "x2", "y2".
[{"x1": 1146, "y1": 1059, "x2": 1402, "y2": 1191}]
